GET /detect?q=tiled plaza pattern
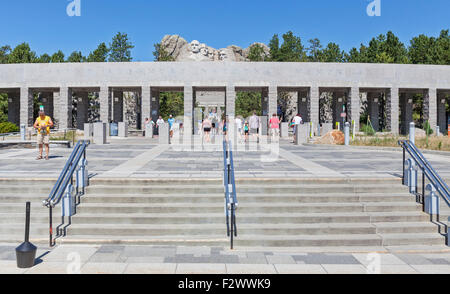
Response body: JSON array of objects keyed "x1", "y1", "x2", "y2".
[
  {"x1": 1, "y1": 136, "x2": 450, "y2": 274},
  {"x1": 1, "y1": 136, "x2": 449, "y2": 179},
  {"x1": 1, "y1": 244, "x2": 450, "y2": 274}
]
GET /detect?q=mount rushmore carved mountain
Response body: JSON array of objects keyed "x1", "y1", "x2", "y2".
[{"x1": 160, "y1": 35, "x2": 270, "y2": 62}]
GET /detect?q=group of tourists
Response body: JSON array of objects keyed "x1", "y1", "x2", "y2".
[
  {"x1": 201, "y1": 111, "x2": 228, "y2": 143},
  {"x1": 144, "y1": 114, "x2": 181, "y2": 138}
]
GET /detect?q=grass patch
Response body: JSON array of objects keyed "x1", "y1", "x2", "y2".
[{"x1": 351, "y1": 135, "x2": 450, "y2": 151}]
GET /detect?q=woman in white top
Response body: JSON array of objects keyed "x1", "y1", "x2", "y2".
[{"x1": 156, "y1": 116, "x2": 165, "y2": 137}]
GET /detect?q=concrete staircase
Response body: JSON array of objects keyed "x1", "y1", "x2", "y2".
[{"x1": 0, "y1": 177, "x2": 448, "y2": 248}]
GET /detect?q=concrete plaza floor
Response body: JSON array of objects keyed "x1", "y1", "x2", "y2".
[
  {"x1": 1, "y1": 243, "x2": 450, "y2": 274},
  {"x1": 1, "y1": 136, "x2": 450, "y2": 274},
  {"x1": 1, "y1": 135, "x2": 449, "y2": 180}
]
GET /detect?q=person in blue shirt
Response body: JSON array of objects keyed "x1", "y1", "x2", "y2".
[{"x1": 168, "y1": 114, "x2": 175, "y2": 138}]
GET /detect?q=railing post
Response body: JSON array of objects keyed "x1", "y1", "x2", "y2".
[
  {"x1": 344, "y1": 122, "x2": 350, "y2": 146},
  {"x1": 447, "y1": 217, "x2": 450, "y2": 247},
  {"x1": 62, "y1": 184, "x2": 75, "y2": 218},
  {"x1": 405, "y1": 159, "x2": 417, "y2": 194},
  {"x1": 402, "y1": 147, "x2": 405, "y2": 185},
  {"x1": 424, "y1": 184, "x2": 439, "y2": 216},
  {"x1": 20, "y1": 124, "x2": 26, "y2": 142},
  {"x1": 422, "y1": 170, "x2": 425, "y2": 212},
  {"x1": 409, "y1": 122, "x2": 415, "y2": 144},
  {"x1": 49, "y1": 206, "x2": 53, "y2": 247}
]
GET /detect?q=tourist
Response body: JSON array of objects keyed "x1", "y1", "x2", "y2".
[
  {"x1": 235, "y1": 116, "x2": 243, "y2": 141},
  {"x1": 143, "y1": 117, "x2": 151, "y2": 137},
  {"x1": 202, "y1": 117, "x2": 212, "y2": 143},
  {"x1": 292, "y1": 114, "x2": 303, "y2": 143},
  {"x1": 209, "y1": 109, "x2": 218, "y2": 135},
  {"x1": 269, "y1": 113, "x2": 280, "y2": 140},
  {"x1": 222, "y1": 115, "x2": 228, "y2": 136},
  {"x1": 168, "y1": 114, "x2": 175, "y2": 138},
  {"x1": 33, "y1": 107, "x2": 54, "y2": 160},
  {"x1": 156, "y1": 116, "x2": 165, "y2": 137},
  {"x1": 244, "y1": 121, "x2": 249, "y2": 142},
  {"x1": 249, "y1": 111, "x2": 260, "y2": 141}
]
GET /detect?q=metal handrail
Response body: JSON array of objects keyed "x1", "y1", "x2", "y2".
[
  {"x1": 399, "y1": 140, "x2": 450, "y2": 207},
  {"x1": 43, "y1": 140, "x2": 89, "y2": 246},
  {"x1": 223, "y1": 139, "x2": 238, "y2": 249}
]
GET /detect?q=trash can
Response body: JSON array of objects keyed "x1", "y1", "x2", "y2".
[
  {"x1": 15, "y1": 202, "x2": 37, "y2": 268},
  {"x1": 110, "y1": 122, "x2": 118, "y2": 136}
]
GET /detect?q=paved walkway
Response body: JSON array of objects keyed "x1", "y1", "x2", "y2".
[
  {"x1": 0, "y1": 136, "x2": 449, "y2": 180},
  {"x1": 1, "y1": 244, "x2": 450, "y2": 274}
]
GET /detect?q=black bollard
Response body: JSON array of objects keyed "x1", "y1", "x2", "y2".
[{"x1": 15, "y1": 202, "x2": 37, "y2": 268}]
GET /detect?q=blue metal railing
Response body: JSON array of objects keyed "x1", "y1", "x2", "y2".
[
  {"x1": 399, "y1": 140, "x2": 449, "y2": 243},
  {"x1": 43, "y1": 140, "x2": 90, "y2": 247},
  {"x1": 223, "y1": 139, "x2": 238, "y2": 249}
]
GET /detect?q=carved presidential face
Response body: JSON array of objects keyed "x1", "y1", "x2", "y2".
[
  {"x1": 200, "y1": 44, "x2": 208, "y2": 56},
  {"x1": 208, "y1": 50, "x2": 216, "y2": 60},
  {"x1": 190, "y1": 40, "x2": 200, "y2": 53},
  {"x1": 219, "y1": 50, "x2": 228, "y2": 60}
]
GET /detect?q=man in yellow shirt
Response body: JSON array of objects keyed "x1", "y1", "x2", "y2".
[{"x1": 33, "y1": 109, "x2": 54, "y2": 160}]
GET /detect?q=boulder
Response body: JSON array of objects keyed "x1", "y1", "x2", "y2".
[{"x1": 314, "y1": 130, "x2": 345, "y2": 145}]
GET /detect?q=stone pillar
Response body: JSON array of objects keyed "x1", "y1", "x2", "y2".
[
  {"x1": 332, "y1": 92, "x2": 345, "y2": 129},
  {"x1": 75, "y1": 92, "x2": 89, "y2": 130},
  {"x1": 295, "y1": 124, "x2": 308, "y2": 145},
  {"x1": 261, "y1": 88, "x2": 268, "y2": 116},
  {"x1": 386, "y1": 87, "x2": 399, "y2": 134},
  {"x1": 150, "y1": 88, "x2": 160, "y2": 123},
  {"x1": 349, "y1": 87, "x2": 360, "y2": 131},
  {"x1": 93, "y1": 122, "x2": 107, "y2": 145},
  {"x1": 141, "y1": 86, "x2": 151, "y2": 130},
  {"x1": 280, "y1": 122, "x2": 289, "y2": 138},
  {"x1": 400, "y1": 93, "x2": 414, "y2": 135},
  {"x1": 118, "y1": 122, "x2": 128, "y2": 137},
  {"x1": 20, "y1": 87, "x2": 33, "y2": 127},
  {"x1": 309, "y1": 87, "x2": 319, "y2": 129},
  {"x1": 145, "y1": 122, "x2": 153, "y2": 138},
  {"x1": 84, "y1": 123, "x2": 93, "y2": 141},
  {"x1": 7, "y1": 92, "x2": 20, "y2": 126},
  {"x1": 226, "y1": 85, "x2": 236, "y2": 118},
  {"x1": 260, "y1": 116, "x2": 268, "y2": 136},
  {"x1": 367, "y1": 92, "x2": 380, "y2": 132},
  {"x1": 298, "y1": 90, "x2": 309, "y2": 122},
  {"x1": 57, "y1": 87, "x2": 72, "y2": 130},
  {"x1": 184, "y1": 85, "x2": 194, "y2": 135},
  {"x1": 437, "y1": 93, "x2": 448, "y2": 135},
  {"x1": 268, "y1": 86, "x2": 277, "y2": 117},
  {"x1": 424, "y1": 89, "x2": 437, "y2": 130},
  {"x1": 159, "y1": 122, "x2": 170, "y2": 144},
  {"x1": 113, "y1": 91, "x2": 124, "y2": 123},
  {"x1": 99, "y1": 86, "x2": 109, "y2": 123},
  {"x1": 39, "y1": 92, "x2": 54, "y2": 119}
]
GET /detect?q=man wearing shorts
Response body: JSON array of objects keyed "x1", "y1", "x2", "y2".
[{"x1": 33, "y1": 109, "x2": 54, "y2": 160}]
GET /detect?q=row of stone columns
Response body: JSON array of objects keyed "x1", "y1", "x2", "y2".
[{"x1": 3, "y1": 85, "x2": 448, "y2": 136}]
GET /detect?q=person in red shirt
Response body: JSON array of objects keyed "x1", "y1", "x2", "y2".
[{"x1": 269, "y1": 113, "x2": 280, "y2": 140}]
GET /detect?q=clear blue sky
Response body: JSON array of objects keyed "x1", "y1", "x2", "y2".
[{"x1": 0, "y1": 0, "x2": 448, "y2": 61}]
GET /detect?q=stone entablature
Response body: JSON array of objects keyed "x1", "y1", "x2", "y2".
[{"x1": 0, "y1": 62, "x2": 449, "y2": 134}]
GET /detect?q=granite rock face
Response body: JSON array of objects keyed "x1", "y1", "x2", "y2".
[{"x1": 160, "y1": 35, "x2": 270, "y2": 62}]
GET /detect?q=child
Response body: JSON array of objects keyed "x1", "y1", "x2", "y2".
[{"x1": 244, "y1": 121, "x2": 249, "y2": 142}]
